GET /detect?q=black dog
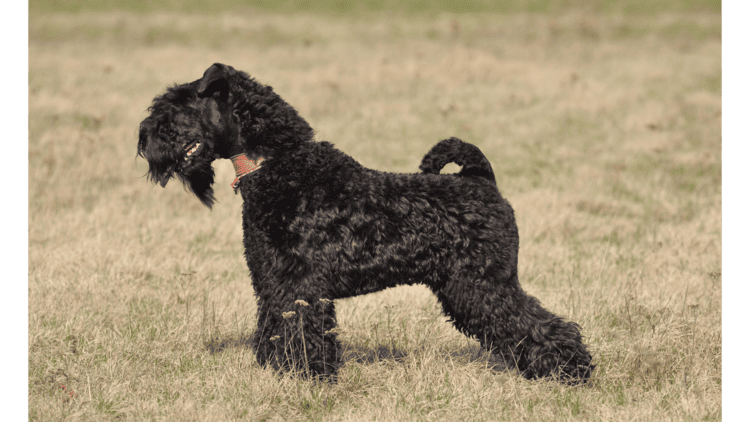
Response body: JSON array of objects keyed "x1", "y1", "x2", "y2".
[{"x1": 138, "y1": 63, "x2": 594, "y2": 384}]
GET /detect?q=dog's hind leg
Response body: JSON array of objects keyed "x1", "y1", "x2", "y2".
[{"x1": 430, "y1": 273, "x2": 593, "y2": 384}]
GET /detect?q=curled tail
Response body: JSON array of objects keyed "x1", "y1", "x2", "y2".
[{"x1": 419, "y1": 137, "x2": 496, "y2": 185}]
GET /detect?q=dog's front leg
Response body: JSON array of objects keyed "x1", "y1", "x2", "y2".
[{"x1": 252, "y1": 292, "x2": 341, "y2": 381}]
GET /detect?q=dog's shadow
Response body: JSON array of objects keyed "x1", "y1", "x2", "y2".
[{"x1": 204, "y1": 334, "x2": 511, "y2": 373}]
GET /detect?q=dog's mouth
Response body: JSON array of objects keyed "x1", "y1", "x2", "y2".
[{"x1": 184, "y1": 142, "x2": 202, "y2": 160}]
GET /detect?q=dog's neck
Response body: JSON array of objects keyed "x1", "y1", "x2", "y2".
[{"x1": 230, "y1": 154, "x2": 265, "y2": 190}]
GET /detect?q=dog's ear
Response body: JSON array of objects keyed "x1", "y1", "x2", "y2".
[{"x1": 197, "y1": 63, "x2": 231, "y2": 100}]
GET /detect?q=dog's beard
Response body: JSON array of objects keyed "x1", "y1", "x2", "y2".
[
  {"x1": 177, "y1": 153, "x2": 216, "y2": 208},
  {"x1": 139, "y1": 138, "x2": 217, "y2": 208}
]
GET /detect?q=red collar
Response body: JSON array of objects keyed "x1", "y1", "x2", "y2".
[{"x1": 230, "y1": 154, "x2": 264, "y2": 190}]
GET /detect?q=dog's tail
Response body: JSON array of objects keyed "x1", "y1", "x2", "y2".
[{"x1": 419, "y1": 137, "x2": 496, "y2": 185}]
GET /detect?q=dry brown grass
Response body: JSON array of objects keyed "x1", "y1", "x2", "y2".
[{"x1": 29, "y1": 9, "x2": 720, "y2": 421}]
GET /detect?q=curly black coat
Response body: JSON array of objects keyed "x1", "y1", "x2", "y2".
[{"x1": 138, "y1": 63, "x2": 594, "y2": 384}]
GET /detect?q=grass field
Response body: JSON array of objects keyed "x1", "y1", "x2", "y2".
[{"x1": 28, "y1": 1, "x2": 721, "y2": 420}]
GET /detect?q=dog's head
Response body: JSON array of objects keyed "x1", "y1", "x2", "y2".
[
  {"x1": 138, "y1": 63, "x2": 314, "y2": 208},
  {"x1": 137, "y1": 65, "x2": 243, "y2": 207}
]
